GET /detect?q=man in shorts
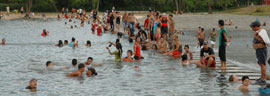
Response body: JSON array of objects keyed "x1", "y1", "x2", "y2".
[
  {"x1": 200, "y1": 42, "x2": 216, "y2": 67},
  {"x1": 250, "y1": 21, "x2": 270, "y2": 84}
]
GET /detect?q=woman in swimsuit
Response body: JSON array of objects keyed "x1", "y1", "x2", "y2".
[
  {"x1": 155, "y1": 23, "x2": 161, "y2": 41},
  {"x1": 134, "y1": 36, "x2": 144, "y2": 60}
]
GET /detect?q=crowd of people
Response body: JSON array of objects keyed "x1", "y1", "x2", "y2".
[{"x1": 1, "y1": 6, "x2": 270, "y2": 94}]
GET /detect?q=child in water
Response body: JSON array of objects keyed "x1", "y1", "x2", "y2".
[{"x1": 123, "y1": 50, "x2": 135, "y2": 62}]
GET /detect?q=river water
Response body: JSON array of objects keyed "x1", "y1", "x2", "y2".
[{"x1": 0, "y1": 18, "x2": 265, "y2": 96}]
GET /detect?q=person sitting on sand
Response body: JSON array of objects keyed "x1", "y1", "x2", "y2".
[
  {"x1": 123, "y1": 50, "x2": 135, "y2": 62},
  {"x1": 86, "y1": 67, "x2": 98, "y2": 77},
  {"x1": 26, "y1": 78, "x2": 37, "y2": 92},
  {"x1": 66, "y1": 63, "x2": 85, "y2": 77},
  {"x1": 41, "y1": 29, "x2": 49, "y2": 37},
  {"x1": 106, "y1": 43, "x2": 123, "y2": 62},
  {"x1": 69, "y1": 37, "x2": 78, "y2": 47},
  {"x1": 86, "y1": 40, "x2": 91, "y2": 47},
  {"x1": 55, "y1": 40, "x2": 63, "y2": 47},
  {"x1": 1, "y1": 38, "x2": 6, "y2": 45},
  {"x1": 66, "y1": 59, "x2": 78, "y2": 71},
  {"x1": 184, "y1": 45, "x2": 193, "y2": 60},
  {"x1": 239, "y1": 76, "x2": 250, "y2": 92}
]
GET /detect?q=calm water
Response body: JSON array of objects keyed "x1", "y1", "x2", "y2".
[{"x1": 0, "y1": 18, "x2": 264, "y2": 96}]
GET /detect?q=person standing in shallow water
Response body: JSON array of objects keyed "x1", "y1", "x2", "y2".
[
  {"x1": 218, "y1": 20, "x2": 232, "y2": 69},
  {"x1": 250, "y1": 21, "x2": 270, "y2": 84}
]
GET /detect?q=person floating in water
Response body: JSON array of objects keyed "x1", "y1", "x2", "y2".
[
  {"x1": 66, "y1": 63, "x2": 85, "y2": 77},
  {"x1": 86, "y1": 40, "x2": 91, "y2": 47},
  {"x1": 41, "y1": 29, "x2": 49, "y2": 37},
  {"x1": 25, "y1": 78, "x2": 37, "y2": 92},
  {"x1": 55, "y1": 40, "x2": 63, "y2": 47},
  {"x1": 66, "y1": 59, "x2": 78, "y2": 71},
  {"x1": 1, "y1": 38, "x2": 6, "y2": 45}
]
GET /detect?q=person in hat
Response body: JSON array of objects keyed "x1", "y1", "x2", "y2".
[
  {"x1": 250, "y1": 21, "x2": 270, "y2": 84},
  {"x1": 199, "y1": 41, "x2": 216, "y2": 67}
]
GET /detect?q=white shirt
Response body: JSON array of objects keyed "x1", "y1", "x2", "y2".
[{"x1": 257, "y1": 29, "x2": 270, "y2": 45}]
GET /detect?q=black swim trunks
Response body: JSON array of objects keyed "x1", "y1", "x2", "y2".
[
  {"x1": 219, "y1": 45, "x2": 226, "y2": 61},
  {"x1": 256, "y1": 47, "x2": 267, "y2": 65}
]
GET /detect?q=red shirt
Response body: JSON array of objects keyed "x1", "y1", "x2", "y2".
[
  {"x1": 135, "y1": 43, "x2": 141, "y2": 58},
  {"x1": 92, "y1": 24, "x2": 98, "y2": 31},
  {"x1": 144, "y1": 18, "x2": 149, "y2": 28},
  {"x1": 97, "y1": 26, "x2": 102, "y2": 36}
]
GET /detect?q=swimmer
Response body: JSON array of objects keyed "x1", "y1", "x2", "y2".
[
  {"x1": 181, "y1": 54, "x2": 190, "y2": 65},
  {"x1": 66, "y1": 59, "x2": 78, "y2": 71},
  {"x1": 55, "y1": 40, "x2": 63, "y2": 47},
  {"x1": 123, "y1": 50, "x2": 135, "y2": 62},
  {"x1": 239, "y1": 76, "x2": 250, "y2": 92},
  {"x1": 86, "y1": 40, "x2": 91, "y2": 47},
  {"x1": 41, "y1": 29, "x2": 49, "y2": 36},
  {"x1": 84, "y1": 57, "x2": 93, "y2": 65},
  {"x1": 64, "y1": 40, "x2": 68, "y2": 45},
  {"x1": 106, "y1": 43, "x2": 123, "y2": 62},
  {"x1": 1, "y1": 38, "x2": 6, "y2": 45},
  {"x1": 66, "y1": 63, "x2": 85, "y2": 77},
  {"x1": 68, "y1": 37, "x2": 78, "y2": 47},
  {"x1": 86, "y1": 67, "x2": 98, "y2": 77},
  {"x1": 46, "y1": 61, "x2": 53, "y2": 68},
  {"x1": 228, "y1": 74, "x2": 240, "y2": 82},
  {"x1": 70, "y1": 26, "x2": 73, "y2": 29},
  {"x1": 25, "y1": 78, "x2": 37, "y2": 92}
]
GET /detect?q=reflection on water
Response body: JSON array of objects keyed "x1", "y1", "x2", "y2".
[{"x1": 0, "y1": 18, "x2": 262, "y2": 95}]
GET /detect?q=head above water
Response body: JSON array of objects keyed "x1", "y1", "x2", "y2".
[
  {"x1": 58, "y1": 40, "x2": 63, "y2": 46},
  {"x1": 29, "y1": 78, "x2": 37, "y2": 88},
  {"x1": 87, "y1": 67, "x2": 98, "y2": 76},
  {"x1": 78, "y1": 63, "x2": 85, "y2": 70},
  {"x1": 229, "y1": 74, "x2": 239, "y2": 82},
  {"x1": 241, "y1": 76, "x2": 249, "y2": 82},
  {"x1": 71, "y1": 37, "x2": 75, "y2": 42},
  {"x1": 86, "y1": 40, "x2": 91, "y2": 46},
  {"x1": 72, "y1": 59, "x2": 77, "y2": 66},
  {"x1": 127, "y1": 50, "x2": 133, "y2": 56},
  {"x1": 64, "y1": 40, "x2": 68, "y2": 45},
  {"x1": 181, "y1": 54, "x2": 188, "y2": 61},
  {"x1": 46, "y1": 61, "x2": 52, "y2": 67}
]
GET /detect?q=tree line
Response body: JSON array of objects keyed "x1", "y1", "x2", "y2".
[{"x1": 0, "y1": 0, "x2": 265, "y2": 13}]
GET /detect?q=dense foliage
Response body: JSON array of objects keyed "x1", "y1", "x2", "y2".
[{"x1": 0, "y1": 0, "x2": 266, "y2": 13}]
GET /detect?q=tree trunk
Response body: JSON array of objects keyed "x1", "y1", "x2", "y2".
[
  {"x1": 26, "y1": 0, "x2": 32, "y2": 12},
  {"x1": 92, "y1": 0, "x2": 95, "y2": 10},
  {"x1": 208, "y1": 1, "x2": 212, "y2": 14},
  {"x1": 96, "y1": 0, "x2": 100, "y2": 11},
  {"x1": 175, "y1": 0, "x2": 179, "y2": 12}
]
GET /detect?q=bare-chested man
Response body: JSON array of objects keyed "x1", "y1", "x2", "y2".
[
  {"x1": 129, "y1": 13, "x2": 138, "y2": 36},
  {"x1": 168, "y1": 14, "x2": 175, "y2": 38},
  {"x1": 197, "y1": 28, "x2": 205, "y2": 48}
]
